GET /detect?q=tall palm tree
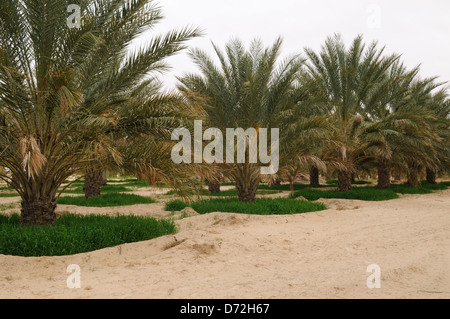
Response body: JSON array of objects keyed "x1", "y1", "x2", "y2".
[
  {"x1": 304, "y1": 34, "x2": 400, "y2": 191},
  {"x1": 179, "y1": 38, "x2": 304, "y2": 202},
  {"x1": 0, "y1": 0, "x2": 200, "y2": 225}
]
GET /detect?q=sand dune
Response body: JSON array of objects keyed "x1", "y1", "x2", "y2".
[{"x1": 0, "y1": 189, "x2": 449, "y2": 299}]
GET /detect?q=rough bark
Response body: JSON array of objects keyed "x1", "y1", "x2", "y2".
[
  {"x1": 325, "y1": 169, "x2": 332, "y2": 182},
  {"x1": 101, "y1": 170, "x2": 108, "y2": 186},
  {"x1": 273, "y1": 179, "x2": 281, "y2": 186},
  {"x1": 407, "y1": 161, "x2": 420, "y2": 187},
  {"x1": 237, "y1": 187, "x2": 257, "y2": 202},
  {"x1": 377, "y1": 157, "x2": 391, "y2": 189},
  {"x1": 236, "y1": 179, "x2": 258, "y2": 202},
  {"x1": 309, "y1": 166, "x2": 320, "y2": 186},
  {"x1": 207, "y1": 179, "x2": 221, "y2": 193},
  {"x1": 337, "y1": 170, "x2": 352, "y2": 192},
  {"x1": 426, "y1": 168, "x2": 437, "y2": 184},
  {"x1": 20, "y1": 198, "x2": 57, "y2": 226},
  {"x1": 84, "y1": 169, "x2": 104, "y2": 199}
]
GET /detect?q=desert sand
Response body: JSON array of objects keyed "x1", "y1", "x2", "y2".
[{"x1": 0, "y1": 189, "x2": 449, "y2": 299}]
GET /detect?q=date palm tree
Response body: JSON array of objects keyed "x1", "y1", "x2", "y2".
[
  {"x1": 179, "y1": 38, "x2": 305, "y2": 201},
  {"x1": 363, "y1": 60, "x2": 444, "y2": 188},
  {"x1": 0, "y1": 0, "x2": 200, "y2": 224},
  {"x1": 303, "y1": 34, "x2": 400, "y2": 191},
  {"x1": 424, "y1": 89, "x2": 450, "y2": 184}
]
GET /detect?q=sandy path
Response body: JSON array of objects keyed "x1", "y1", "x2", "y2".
[{"x1": 0, "y1": 190, "x2": 449, "y2": 299}]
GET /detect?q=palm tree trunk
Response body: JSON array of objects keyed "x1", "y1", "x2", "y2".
[
  {"x1": 101, "y1": 169, "x2": 108, "y2": 186},
  {"x1": 21, "y1": 197, "x2": 57, "y2": 226},
  {"x1": 337, "y1": 170, "x2": 352, "y2": 192},
  {"x1": 208, "y1": 179, "x2": 221, "y2": 193},
  {"x1": 309, "y1": 166, "x2": 320, "y2": 186},
  {"x1": 426, "y1": 168, "x2": 437, "y2": 184},
  {"x1": 407, "y1": 161, "x2": 420, "y2": 187},
  {"x1": 84, "y1": 169, "x2": 104, "y2": 199},
  {"x1": 377, "y1": 156, "x2": 391, "y2": 189},
  {"x1": 237, "y1": 185, "x2": 257, "y2": 202},
  {"x1": 325, "y1": 168, "x2": 332, "y2": 182},
  {"x1": 235, "y1": 173, "x2": 259, "y2": 202},
  {"x1": 273, "y1": 177, "x2": 282, "y2": 185}
]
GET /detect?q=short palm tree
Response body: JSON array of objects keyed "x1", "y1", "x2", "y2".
[
  {"x1": 303, "y1": 34, "x2": 400, "y2": 191},
  {"x1": 0, "y1": 0, "x2": 200, "y2": 224},
  {"x1": 179, "y1": 38, "x2": 304, "y2": 201},
  {"x1": 364, "y1": 61, "x2": 443, "y2": 188},
  {"x1": 424, "y1": 89, "x2": 450, "y2": 183}
]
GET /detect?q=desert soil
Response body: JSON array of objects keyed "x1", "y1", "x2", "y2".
[{"x1": 0, "y1": 189, "x2": 449, "y2": 299}]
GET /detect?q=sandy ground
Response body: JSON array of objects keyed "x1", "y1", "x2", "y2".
[{"x1": 0, "y1": 189, "x2": 449, "y2": 299}]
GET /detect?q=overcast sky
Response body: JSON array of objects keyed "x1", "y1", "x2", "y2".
[{"x1": 139, "y1": 0, "x2": 450, "y2": 91}]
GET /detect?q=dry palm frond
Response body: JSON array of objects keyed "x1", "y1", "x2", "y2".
[{"x1": 19, "y1": 136, "x2": 47, "y2": 179}]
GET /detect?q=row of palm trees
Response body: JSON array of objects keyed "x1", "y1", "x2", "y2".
[
  {"x1": 0, "y1": 1, "x2": 448, "y2": 225},
  {"x1": 180, "y1": 35, "x2": 449, "y2": 198}
]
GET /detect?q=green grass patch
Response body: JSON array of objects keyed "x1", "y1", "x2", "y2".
[
  {"x1": 57, "y1": 193, "x2": 155, "y2": 207},
  {"x1": 326, "y1": 179, "x2": 372, "y2": 185},
  {"x1": 190, "y1": 198, "x2": 326, "y2": 215},
  {"x1": 165, "y1": 199, "x2": 188, "y2": 211},
  {"x1": 60, "y1": 184, "x2": 132, "y2": 194},
  {"x1": 118, "y1": 179, "x2": 153, "y2": 188},
  {"x1": 164, "y1": 189, "x2": 210, "y2": 196},
  {"x1": 62, "y1": 178, "x2": 153, "y2": 189},
  {"x1": 0, "y1": 192, "x2": 20, "y2": 197},
  {"x1": 292, "y1": 187, "x2": 399, "y2": 201},
  {"x1": 220, "y1": 182, "x2": 236, "y2": 186},
  {"x1": 256, "y1": 189, "x2": 284, "y2": 195},
  {"x1": 165, "y1": 188, "x2": 282, "y2": 197},
  {"x1": 389, "y1": 181, "x2": 448, "y2": 194},
  {"x1": 257, "y1": 183, "x2": 328, "y2": 191},
  {"x1": 61, "y1": 180, "x2": 84, "y2": 186},
  {"x1": 0, "y1": 214, "x2": 176, "y2": 257},
  {"x1": 354, "y1": 180, "x2": 373, "y2": 185}
]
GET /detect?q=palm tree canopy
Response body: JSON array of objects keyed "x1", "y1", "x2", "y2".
[{"x1": 0, "y1": 0, "x2": 200, "y2": 206}]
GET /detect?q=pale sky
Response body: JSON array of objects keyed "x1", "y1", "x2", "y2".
[{"x1": 138, "y1": 0, "x2": 450, "y2": 91}]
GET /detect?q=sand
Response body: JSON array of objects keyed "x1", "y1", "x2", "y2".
[{"x1": 0, "y1": 189, "x2": 449, "y2": 299}]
